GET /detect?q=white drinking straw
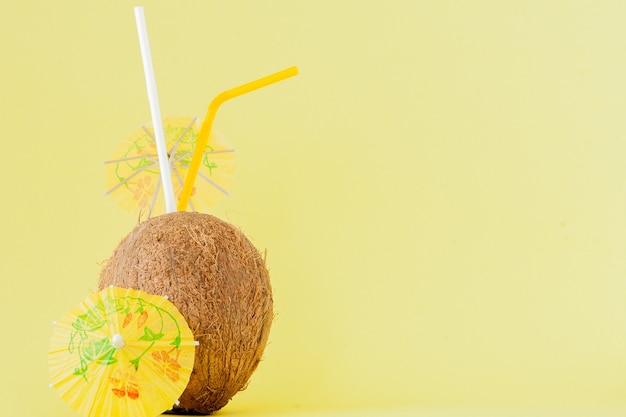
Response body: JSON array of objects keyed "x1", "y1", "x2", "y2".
[{"x1": 134, "y1": 6, "x2": 176, "y2": 213}]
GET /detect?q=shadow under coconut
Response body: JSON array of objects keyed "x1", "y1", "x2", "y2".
[{"x1": 164, "y1": 409, "x2": 211, "y2": 415}]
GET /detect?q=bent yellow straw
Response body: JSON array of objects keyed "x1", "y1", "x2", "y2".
[{"x1": 177, "y1": 66, "x2": 299, "y2": 211}]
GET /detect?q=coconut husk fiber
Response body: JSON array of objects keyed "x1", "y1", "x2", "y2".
[{"x1": 98, "y1": 211, "x2": 273, "y2": 414}]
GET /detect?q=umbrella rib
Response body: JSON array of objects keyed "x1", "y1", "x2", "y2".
[
  {"x1": 171, "y1": 149, "x2": 235, "y2": 165},
  {"x1": 103, "y1": 154, "x2": 159, "y2": 164},
  {"x1": 104, "y1": 162, "x2": 158, "y2": 195},
  {"x1": 197, "y1": 171, "x2": 231, "y2": 196},
  {"x1": 142, "y1": 125, "x2": 155, "y2": 142},
  {"x1": 150, "y1": 176, "x2": 162, "y2": 214},
  {"x1": 169, "y1": 117, "x2": 198, "y2": 158}
]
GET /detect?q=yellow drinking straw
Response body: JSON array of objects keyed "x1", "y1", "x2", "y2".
[{"x1": 177, "y1": 66, "x2": 299, "y2": 211}]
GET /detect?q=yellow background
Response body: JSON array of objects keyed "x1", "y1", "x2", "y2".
[{"x1": 1, "y1": 1, "x2": 625, "y2": 416}]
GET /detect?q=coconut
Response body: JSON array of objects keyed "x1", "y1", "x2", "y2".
[{"x1": 98, "y1": 211, "x2": 273, "y2": 414}]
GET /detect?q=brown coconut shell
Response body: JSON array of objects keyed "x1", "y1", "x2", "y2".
[{"x1": 98, "y1": 212, "x2": 273, "y2": 414}]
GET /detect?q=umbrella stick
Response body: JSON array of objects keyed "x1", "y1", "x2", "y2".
[
  {"x1": 134, "y1": 6, "x2": 177, "y2": 213},
  {"x1": 177, "y1": 66, "x2": 299, "y2": 211}
]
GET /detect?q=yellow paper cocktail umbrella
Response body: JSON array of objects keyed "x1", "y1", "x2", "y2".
[
  {"x1": 104, "y1": 116, "x2": 235, "y2": 215},
  {"x1": 48, "y1": 286, "x2": 196, "y2": 417}
]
